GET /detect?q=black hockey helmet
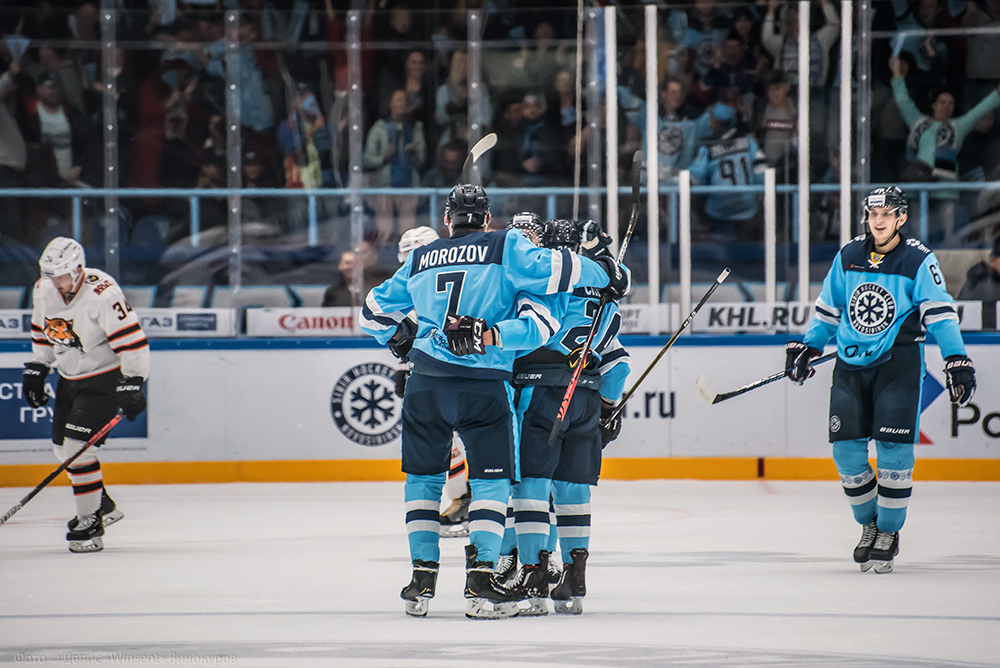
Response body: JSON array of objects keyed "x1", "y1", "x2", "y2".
[
  {"x1": 864, "y1": 186, "x2": 908, "y2": 219},
  {"x1": 542, "y1": 218, "x2": 581, "y2": 252},
  {"x1": 508, "y1": 211, "x2": 544, "y2": 239},
  {"x1": 445, "y1": 183, "x2": 490, "y2": 228}
]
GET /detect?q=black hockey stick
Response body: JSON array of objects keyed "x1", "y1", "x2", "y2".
[
  {"x1": 461, "y1": 132, "x2": 497, "y2": 184},
  {"x1": 695, "y1": 350, "x2": 838, "y2": 405},
  {"x1": 0, "y1": 411, "x2": 124, "y2": 528},
  {"x1": 606, "y1": 268, "x2": 731, "y2": 424},
  {"x1": 548, "y1": 151, "x2": 643, "y2": 446}
]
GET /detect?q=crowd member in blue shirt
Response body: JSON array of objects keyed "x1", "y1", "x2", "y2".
[
  {"x1": 360, "y1": 183, "x2": 626, "y2": 619},
  {"x1": 785, "y1": 186, "x2": 977, "y2": 575}
]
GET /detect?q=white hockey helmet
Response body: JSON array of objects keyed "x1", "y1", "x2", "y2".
[
  {"x1": 39, "y1": 237, "x2": 85, "y2": 278},
  {"x1": 397, "y1": 226, "x2": 440, "y2": 263}
]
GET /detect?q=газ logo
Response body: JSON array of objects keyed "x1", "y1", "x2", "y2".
[{"x1": 330, "y1": 362, "x2": 401, "y2": 446}]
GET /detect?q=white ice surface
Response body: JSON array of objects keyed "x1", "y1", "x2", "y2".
[{"x1": 2, "y1": 480, "x2": 999, "y2": 667}]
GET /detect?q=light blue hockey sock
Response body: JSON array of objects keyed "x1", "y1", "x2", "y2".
[
  {"x1": 468, "y1": 478, "x2": 511, "y2": 565},
  {"x1": 552, "y1": 479, "x2": 591, "y2": 555},
  {"x1": 874, "y1": 440, "x2": 914, "y2": 533},
  {"x1": 513, "y1": 477, "x2": 552, "y2": 565},
  {"x1": 832, "y1": 439, "x2": 877, "y2": 525},
  {"x1": 405, "y1": 473, "x2": 446, "y2": 563},
  {"x1": 546, "y1": 494, "x2": 558, "y2": 555},
  {"x1": 499, "y1": 498, "x2": 516, "y2": 556}
]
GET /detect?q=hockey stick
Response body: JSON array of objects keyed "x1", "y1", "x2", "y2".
[
  {"x1": 0, "y1": 411, "x2": 124, "y2": 528},
  {"x1": 696, "y1": 350, "x2": 838, "y2": 405},
  {"x1": 547, "y1": 151, "x2": 643, "y2": 446},
  {"x1": 461, "y1": 132, "x2": 497, "y2": 184},
  {"x1": 606, "y1": 268, "x2": 731, "y2": 423}
]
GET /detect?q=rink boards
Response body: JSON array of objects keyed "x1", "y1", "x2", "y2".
[{"x1": 0, "y1": 334, "x2": 998, "y2": 485}]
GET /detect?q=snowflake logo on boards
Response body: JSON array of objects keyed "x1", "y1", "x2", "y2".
[
  {"x1": 848, "y1": 283, "x2": 896, "y2": 335},
  {"x1": 330, "y1": 362, "x2": 402, "y2": 447}
]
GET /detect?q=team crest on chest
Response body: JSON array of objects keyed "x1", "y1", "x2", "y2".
[
  {"x1": 44, "y1": 317, "x2": 84, "y2": 350},
  {"x1": 848, "y1": 283, "x2": 896, "y2": 335},
  {"x1": 867, "y1": 252, "x2": 885, "y2": 269}
]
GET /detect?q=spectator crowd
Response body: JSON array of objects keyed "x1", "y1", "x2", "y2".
[{"x1": 0, "y1": 0, "x2": 999, "y2": 302}]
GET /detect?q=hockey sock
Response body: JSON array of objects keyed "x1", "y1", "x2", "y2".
[
  {"x1": 547, "y1": 495, "x2": 559, "y2": 555},
  {"x1": 62, "y1": 447, "x2": 103, "y2": 518},
  {"x1": 513, "y1": 477, "x2": 552, "y2": 566},
  {"x1": 552, "y1": 480, "x2": 591, "y2": 555},
  {"x1": 468, "y1": 478, "x2": 510, "y2": 565},
  {"x1": 833, "y1": 440, "x2": 877, "y2": 525},
  {"x1": 405, "y1": 473, "x2": 446, "y2": 563},
  {"x1": 499, "y1": 500, "x2": 516, "y2": 556},
  {"x1": 875, "y1": 440, "x2": 914, "y2": 533}
]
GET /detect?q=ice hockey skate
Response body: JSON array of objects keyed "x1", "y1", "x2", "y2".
[
  {"x1": 66, "y1": 512, "x2": 104, "y2": 553},
  {"x1": 68, "y1": 490, "x2": 123, "y2": 531},
  {"x1": 400, "y1": 559, "x2": 438, "y2": 617},
  {"x1": 494, "y1": 546, "x2": 518, "y2": 587},
  {"x1": 547, "y1": 557, "x2": 563, "y2": 592},
  {"x1": 853, "y1": 519, "x2": 878, "y2": 572},
  {"x1": 464, "y1": 545, "x2": 520, "y2": 619},
  {"x1": 510, "y1": 550, "x2": 550, "y2": 616},
  {"x1": 439, "y1": 488, "x2": 471, "y2": 538},
  {"x1": 551, "y1": 548, "x2": 588, "y2": 614},
  {"x1": 869, "y1": 530, "x2": 899, "y2": 574}
]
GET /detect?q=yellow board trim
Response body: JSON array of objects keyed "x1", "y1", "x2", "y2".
[{"x1": 2, "y1": 458, "x2": 1000, "y2": 487}]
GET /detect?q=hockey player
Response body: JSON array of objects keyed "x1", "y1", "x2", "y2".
[
  {"x1": 506, "y1": 219, "x2": 630, "y2": 615},
  {"x1": 394, "y1": 226, "x2": 471, "y2": 538},
  {"x1": 786, "y1": 186, "x2": 976, "y2": 574},
  {"x1": 23, "y1": 237, "x2": 149, "y2": 553},
  {"x1": 360, "y1": 184, "x2": 627, "y2": 619}
]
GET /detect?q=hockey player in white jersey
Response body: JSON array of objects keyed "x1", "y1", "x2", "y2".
[
  {"x1": 395, "y1": 226, "x2": 471, "y2": 538},
  {"x1": 23, "y1": 237, "x2": 149, "y2": 553}
]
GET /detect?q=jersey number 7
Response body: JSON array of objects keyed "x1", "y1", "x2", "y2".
[{"x1": 436, "y1": 271, "x2": 467, "y2": 318}]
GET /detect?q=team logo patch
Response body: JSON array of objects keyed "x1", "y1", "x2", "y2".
[
  {"x1": 830, "y1": 415, "x2": 841, "y2": 433},
  {"x1": 848, "y1": 283, "x2": 896, "y2": 335},
  {"x1": 658, "y1": 125, "x2": 684, "y2": 156},
  {"x1": 330, "y1": 362, "x2": 401, "y2": 447},
  {"x1": 43, "y1": 317, "x2": 83, "y2": 350},
  {"x1": 867, "y1": 252, "x2": 885, "y2": 269}
]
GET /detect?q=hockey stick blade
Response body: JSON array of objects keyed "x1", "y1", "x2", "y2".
[
  {"x1": 0, "y1": 411, "x2": 124, "y2": 528},
  {"x1": 696, "y1": 351, "x2": 837, "y2": 405},
  {"x1": 461, "y1": 133, "x2": 498, "y2": 183}
]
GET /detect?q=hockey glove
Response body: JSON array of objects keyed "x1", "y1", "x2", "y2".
[
  {"x1": 594, "y1": 254, "x2": 628, "y2": 301},
  {"x1": 944, "y1": 355, "x2": 976, "y2": 407},
  {"x1": 23, "y1": 362, "x2": 50, "y2": 408},
  {"x1": 394, "y1": 368, "x2": 408, "y2": 398},
  {"x1": 444, "y1": 315, "x2": 487, "y2": 355},
  {"x1": 578, "y1": 219, "x2": 613, "y2": 258},
  {"x1": 116, "y1": 376, "x2": 147, "y2": 421},
  {"x1": 785, "y1": 341, "x2": 820, "y2": 385},
  {"x1": 599, "y1": 399, "x2": 622, "y2": 448},
  {"x1": 388, "y1": 318, "x2": 417, "y2": 360}
]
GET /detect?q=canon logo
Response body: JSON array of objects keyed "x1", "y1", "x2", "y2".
[{"x1": 278, "y1": 314, "x2": 354, "y2": 331}]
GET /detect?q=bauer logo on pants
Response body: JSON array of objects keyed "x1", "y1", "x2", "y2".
[{"x1": 330, "y1": 362, "x2": 402, "y2": 447}]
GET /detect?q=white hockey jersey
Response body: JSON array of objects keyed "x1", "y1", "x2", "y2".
[{"x1": 30, "y1": 268, "x2": 150, "y2": 381}]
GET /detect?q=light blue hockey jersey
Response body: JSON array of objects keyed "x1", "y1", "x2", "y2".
[
  {"x1": 689, "y1": 129, "x2": 767, "y2": 222},
  {"x1": 804, "y1": 233, "x2": 967, "y2": 367},
  {"x1": 618, "y1": 86, "x2": 713, "y2": 179},
  {"x1": 360, "y1": 228, "x2": 613, "y2": 380}
]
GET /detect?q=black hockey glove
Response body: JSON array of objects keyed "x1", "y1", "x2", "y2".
[
  {"x1": 785, "y1": 341, "x2": 820, "y2": 385},
  {"x1": 599, "y1": 399, "x2": 622, "y2": 448},
  {"x1": 444, "y1": 315, "x2": 487, "y2": 355},
  {"x1": 394, "y1": 368, "x2": 408, "y2": 398},
  {"x1": 944, "y1": 355, "x2": 976, "y2": 407},
  {"x1": 388, "y1": 318, "x2": 417, "y2": 361},
  {"x1": 23, "y1": 362, "x2": 50, "y2": 408},
  {"x1": 116, "y1": 376, "x2": 147, "y2": 421},
  {"x1": 577, "y1": 219, "x2": 613, "y2": 258},
  {"x1": 594, "y1": 254, "x2": 628, "y2": 301}
]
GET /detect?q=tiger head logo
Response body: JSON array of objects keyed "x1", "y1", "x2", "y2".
[{"x1": 44, "y1": 317, "x2": 84, "y2": 350}]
